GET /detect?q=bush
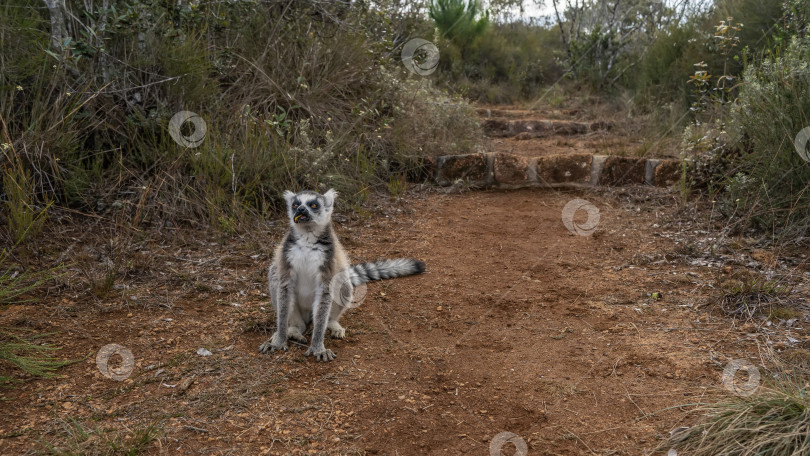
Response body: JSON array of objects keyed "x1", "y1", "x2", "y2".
[
  {"x1": 725, "y1": 36, "x2": 810, "y2": 240},
  {"x1": 627, "y1": 0, "x2": 783, "y2": 110},
  {"x1": 433, "y1": 22, "x2": 565, "y2": 103},
  {"x1": 0, "y1": 0, "x2": 484, "y2": 228}
]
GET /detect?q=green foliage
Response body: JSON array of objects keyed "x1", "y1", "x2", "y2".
[
  {"x1": 628, "y1": 0, "x2": 783, "y2": 109},
  {"x1": 0, "y1": 0, "x2": 484, "y2": 230},
  {"x1": 385, "y1": 75, "x2": 484, "y2": 159},
  {"x1": 386, "y1": 174, "x2": 408, "y2": 197},
  {"x1": 429, "y1": 0, "x2": 490, "y2": 50},
  {"x1": 725, "y1": 36, "x2": 810, "y2": 238},
  {"x1": 0, "y1": 260, "x2": 61, "y2": 307},
  {"x1": 0, "y1": 329, "x2": 71, "y2": 384},
  {"x1": 568, "y1": 24, "x2": 621, "y2": 88},
  {"x1": 433, "y1": 21, "x2": 565, "y2": 103},
  {"x1": 2, "y1": 159, "x2": 51, "y2": 245},
  {"x1": 0, "y1": 249, "x2": 67, "y2": 383},
  {"x1": 780, "y1": 0, "x2": 810, "y2": 38}
]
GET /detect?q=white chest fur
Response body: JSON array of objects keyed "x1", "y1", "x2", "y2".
[{"x1": 287, "y1": 235, "x2": 326, "y2": 312}]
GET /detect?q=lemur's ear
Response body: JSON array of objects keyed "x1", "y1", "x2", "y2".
[
  {"x1": 323, "y1": 188, "x2": 337, "y2": 207},
  {"x1": 283, "y1": 190, "x2": 295, "y2": 204}
]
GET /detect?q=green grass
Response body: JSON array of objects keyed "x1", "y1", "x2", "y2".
[
  {"x1": 0, "y1": 329, "x2": 71, "y2": 384},
  {"x1": 0, "y1": 249, "x2": 68, "y2": 384},
  {"x1": 2, "y1": 157, "x2": 50, "y2": 245}
]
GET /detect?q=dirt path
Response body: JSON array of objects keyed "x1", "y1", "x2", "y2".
[
  {"x1": 0, "y1": 105, "x2": 799, "y2": 455},
  {"x1": 5, "y1": 182, "x2": 787, "y2": 455}
]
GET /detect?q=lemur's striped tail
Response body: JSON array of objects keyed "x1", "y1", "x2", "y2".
[{"x1": 349, "y1": 259, "x2": 425, "y2": 286}]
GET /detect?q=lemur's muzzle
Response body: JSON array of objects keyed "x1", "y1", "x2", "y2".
[{"x1": 293, "y1": 206, "x2": 310, "y2": 223}]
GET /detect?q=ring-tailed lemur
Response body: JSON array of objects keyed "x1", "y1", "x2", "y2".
[{"x1": 259, "y1": 189, "x2": 425, "y2": 361}]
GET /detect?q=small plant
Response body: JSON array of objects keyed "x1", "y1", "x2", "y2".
[
  {"x1": 725, "y1": 35, "x2": 810, "y2": 239},
  {"x1": 386, "y1": 174, "x2": 408, "y2": 197},
  {"x1": 3, "y1": 162, "x2": 51, "y2": 245},
  {"x1": 0, "y1": 255, "x2": 58, "y2": 306},
  {"x1": 679, "y1": 18, "x2": 744, "y2": 196},
  {"x1": 661, "y1": 379, "x2": 810, "y2": 455},
  {"x1": 0, "y1": 329, "x2": 70, "y2": 384},
  {"x1": 714, "y1": 271, "x2": 794, "y2": 321}
]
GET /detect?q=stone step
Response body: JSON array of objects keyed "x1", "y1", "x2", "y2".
[
  {"x1": 482, "y1": 119, "x2": 613, "y2": 138},
  {"x1": 427, "y1": 152, "x2": 680, "y2": 189},
  {"x1": 475, "y1": 108, "x2": 583, "y2": 119}
]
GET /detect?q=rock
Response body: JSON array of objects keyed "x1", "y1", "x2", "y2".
[
  {"x1": 493, "y1": 153, "x2": 529, "y2": 185},
  {"x1": 601, "y1": 156, "x2": 646, "y2": 185},
  {"x1": 178, "y1": 376, "x2": 195, "y2": 393},
  {"x1": 481, "y1": 119, "x2": 511, "y2": 137},
  {"x1": 513, "y1": 120, "x2": 550, "y2": 135},
  {"x1": 537, "y1": 154, "x2": 592, "y2": 184},
  {"x1": 654, "y1": 159, "x2": 681, "y2": 187},
  {"x1": 590, "y1": 120, "x2": 613, "y2": 131},
  {"x1": 437, "y1": 153, "x2": 489, "y2": 186},
  {"x1": 550, "y1": 121, "x2": 588, "y2": 135}
]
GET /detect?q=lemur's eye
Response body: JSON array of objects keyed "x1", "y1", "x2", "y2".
[
  {"x1": 292, "y1": 203, "x2": 299, "y2": 209},
  {"x1": 310, "y1": 203, "x2": 318, "y2": 209}
]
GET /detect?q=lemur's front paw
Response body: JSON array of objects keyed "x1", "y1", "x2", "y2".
[
  {"x1": 258, "y1": 340, "x2": 287, "y2": 354},
  {"x1": 305, "y1": 345, "x2": 336, "y2": 362},
  {"x1": 258, "y1": 332, "x2": 288, "y2": 354}
]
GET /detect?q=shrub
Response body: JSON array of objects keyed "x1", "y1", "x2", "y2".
[
  {"x1": 725, "y1": 36, "x2": 810, "y2": 240},
  {"x1": 0, "y1": 0, "x2": 484, "y2": 229},
  {"x1": 432, "y1": 21, "x2": 565, "y2": 103}
]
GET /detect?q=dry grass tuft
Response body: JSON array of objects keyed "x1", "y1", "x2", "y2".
[
  {"x1": 661, "y1": 380, "x2": 810, "y2": 456},
  {"x1": 714, "y1": 271, "x2": 798, "y2": 321}
]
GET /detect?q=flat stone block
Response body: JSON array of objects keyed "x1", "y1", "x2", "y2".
[
  {"x1": 537, "y1": 154, "x2": 592, "y2": 184},
  {"x1": 654, "y1": 159, "x2": 681, "y2": 187},
  {"x1": 437, "y1": 153, "x2": 489, "y2": 185},
  {"x1": 493, "y1": 153, "x2": 529, "y2": 185},
  {"x1": 481, "y1": 119, "x2": 511, "y2": 137},
  {"x1": 601, "y1": 156, "x2": 646, "y2": 186}
]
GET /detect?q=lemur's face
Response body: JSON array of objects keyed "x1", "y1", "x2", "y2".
[{"x1": 283, "y1": 189, "x2": 337, "y2": 229}]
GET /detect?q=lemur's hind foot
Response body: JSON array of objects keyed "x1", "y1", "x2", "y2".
[
  {"x1": 328, "y1": 321, "x2": 346, "y2": 339},
  {"x1": 288, "y1": 326, "x2": 307, "y2": 343}
]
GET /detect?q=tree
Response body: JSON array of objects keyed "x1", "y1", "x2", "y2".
[
  {"x1": 429, "y1": 0, "x2": 490, "y2": 54},
  {"x1": 550, "y1": 0, "x2": 693, "y2": 87}
]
